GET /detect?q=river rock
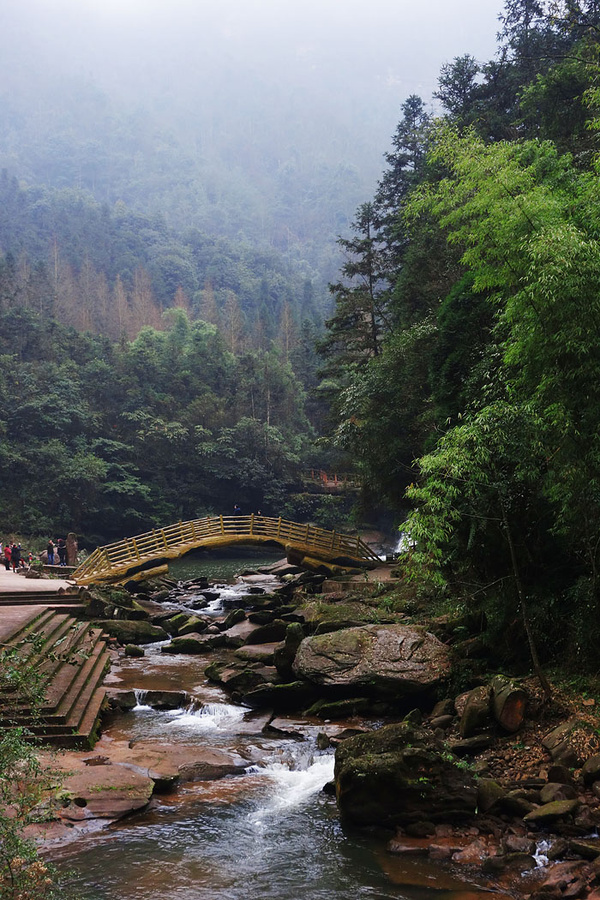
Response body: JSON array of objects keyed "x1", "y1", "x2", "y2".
[
  {"x1": 334, "y1": 722, "x2": 478, "y2": 827},
  {"x1": 524, "y1": 799, "x2": 580, "y2": 824},
  {"x1": 161, "y1": 632, "x2": 226, "y2": 653},
  {"x1": 244, "y1": 620, "x2": 289, "y2": 645},
  {"x1": 54, "y1": 764, "x2": 155, "y2": 820},
  {"x1": 234, "y1": 642, "x2": 280, "y2": 664},
  {"x1": 293, "y1": 625, "x2": 450, "y2": 700},
  {"x1": 205, "y1": 661, "x2": 275, "y2": 693},
  {"x1": 582, "y1": 754, "x2": 600, "y2": 786},
  {"x1": 92, "y1": 619, "x2": 168, "y2": 644},
  {"x1": 222, "y1": 619, "x2": 261, "y2": 648},
  {"x1": 241, "y1": 680, "x2": 317, "y2": 710},
  {"x1": 273, "y1": 622, "x2": 305, "y2": 680},
  {"x1": 542, "y1": 719, "x2": 600, "y2": 767}
]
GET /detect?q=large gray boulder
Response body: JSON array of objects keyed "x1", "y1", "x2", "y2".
[
  {"x1": 334, "y1": 722, "x2": 478, "y2": 827},
  {"x1": 293, "y1": 625, "x2": 450, "y2": 699}
]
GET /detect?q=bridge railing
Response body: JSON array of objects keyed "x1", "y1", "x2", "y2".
[{"x1": 73, "y1": 515, "x2": 380, "y2": 583}]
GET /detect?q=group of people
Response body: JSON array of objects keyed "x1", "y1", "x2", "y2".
[
  {"x1": 2, "y1": 542, "x2": 32, "y2": 571},
  {"x1": 46, "y1": 538, "x2": 68, "y2": 566},
  {"x1": 2, "y1": 537, "x2": 69, "y2": 572}
]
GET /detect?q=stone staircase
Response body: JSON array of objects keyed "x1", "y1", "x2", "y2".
[
  {"x1": 0, "y1": 605, "x2": 111, "y2": 748},
  {"x1": 0, "y1": 591, "x2": 84, "y2": 615}
]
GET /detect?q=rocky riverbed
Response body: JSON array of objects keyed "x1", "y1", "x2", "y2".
[{"x1": 29, "y1": 562, "x2": 600, "y2": 900}]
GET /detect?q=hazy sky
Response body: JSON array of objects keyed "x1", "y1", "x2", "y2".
[
  {"x1": 0, "y1": 0, "x2": 507, "y2": 209},
  {"x1": 4, "y1": 0, "x2": 504, "y2": 103}
]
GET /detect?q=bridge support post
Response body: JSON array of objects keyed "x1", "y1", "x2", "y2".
[{"x1": 250, "y1": 513, "x2": 254, "y2": 535}]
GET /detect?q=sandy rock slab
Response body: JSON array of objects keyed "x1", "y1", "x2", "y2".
[{"x1": 31, "y1": 735, "x2": 248, "y2": 845}]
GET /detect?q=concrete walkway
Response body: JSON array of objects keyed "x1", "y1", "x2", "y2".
[{"x1": 0, "y1": 565, "x2": 74, "y2": 593}]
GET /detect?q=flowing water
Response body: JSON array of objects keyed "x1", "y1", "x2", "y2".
[{"x1": 56, "y1": 553, "x2": 493, "y2": 900}]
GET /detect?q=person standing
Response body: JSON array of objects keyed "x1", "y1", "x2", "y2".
[
  {"x1": 57, "y1": 539, "x2": 67, "y2": 566},
  {"x1": 10, "y1": 543, "x2": 20, "y2": 571},
  {"x1": 47, "y1": 539, "x2": 55, "y2": 565},
  {"x1": 3, "y1": 544, "x2": 10, "y2": 571}
]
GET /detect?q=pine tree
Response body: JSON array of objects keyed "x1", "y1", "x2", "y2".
[{"x1": 321, "y1": 202, "x2": 389, "y2": 375}]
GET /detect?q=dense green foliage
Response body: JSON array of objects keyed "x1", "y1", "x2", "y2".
[
  {"x1": 0, "y1": 302, "x2": 327, "y2": 541},
  {"x1": 321, "y1": 1, "x2": 600, "y2": 669}
]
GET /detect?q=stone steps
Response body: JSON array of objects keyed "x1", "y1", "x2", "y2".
[
  {"x1": 0, "y1": 591, "x2": 84, "y2": 615},
  {"x1": 0, "y1": 605, "x2": 110, "y2": 748}
]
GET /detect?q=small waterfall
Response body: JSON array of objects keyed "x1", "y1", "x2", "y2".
[
  {"x1": 132, "y1": 689, "x2": 152, "y2": 711},
  {"x1": 248, "y1": 745, "x2": 335, "y2": 823},
  {"x1": 395, "y1": 530, "x2": 413, "y2": 554},
  {"x1": 165, "y1": 702, "x2": 247, "y2": 733}
]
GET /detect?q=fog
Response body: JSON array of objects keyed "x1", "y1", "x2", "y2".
[
  {"x1": 1, "y1": 0, "x2": 502, "y2": 151},
  {"x1": 0, "y1": 0, "x2": 505, "y2": 271}
]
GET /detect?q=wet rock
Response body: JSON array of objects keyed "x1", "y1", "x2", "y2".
[
  {"x1": 221, "y1": 608, "x2": 246, "y2": 630},
  {"x1": 92, "y1": 619, "x2": 168, "y2": 645},
  {"x1": 314, "y1": 620, "x2": 365, "y2": 635},
  {"x1": 273, "y1": 622, "x2": 305, "y2": 680},
  {"x1": 452, "y1": 839, "x2": 489, "y2": 865},
  {"x1": 430, "y1": 715, "x2": 454, "y2": 729},
  {"x1": 542, "y1": 720, "x2": 599, "y2": 768},
  {"x1": 503, "y1": 834, "x2": 537, "y2": 854},
  {"x1": 124, "y1": 644, "x2": 145, "y2": 658},
  {"x1": 234, "y1": 643, "x2": 280, "y2": 664},
  {"x1": 241, "y1": 680, "x2": 317, "y2": 711},
  {"x1": 293, "y1": 625, "x2": 451, "y2": 700},
  {"x1": 245, "y1": 620, "x2": 289, "y2": 645},
  {"x1": 497, "y1": 792, "x2": 536, "y2": 817},
  {"x1": 431, "y1": 698, "x2": 455, "y2": 717},
  {"x1": 569, "y1": 838, "x2": 600, "y2": 860},
  {"x1": 546, "y1": 838, "x2": 570, "y2": 860},
  {"x1": 582, "y1": 754, "x2": 600, "y2": 786},
  {"x1": 304, "y1": 697, "x2": 378, "y2": 718},
  {"x1": 334, "y1": 722, "x2": 477, "y2": 828},
  {"x1": 105, "y1": 689, "x2": 137, "y2": 711},
  {"x1": 548, "y1": 764, "x2": 574, "y2": 785},
  {"x1": 448, "y1": 734, "x2": 493, "y2": 755},
  {"x1": 524, "y1": 799, "x2": 580, "y2": 825},
  {"x1": 477, "y1": 778, "x2": 506, "y2": 813},
  {"x1": 142, "y1": 690, "x2": 188, "y2": 710},
  {"x1": 482, "y1": 852, "x2": 536, "y2": 875},
  {"x1": 205, "y1": 661, "x2": 274, "y2": 693},
  {"x1": 248, "y1": 610, "x2": 275, "y2": 625},
  {"x1": 178, "y1": 616, "x2": 210, "y2": 636},
  {"x1": 221, "y1": 619, "x2": 260, "y2": 648},
  {"x1": 161, "y1": 632, "x2": 226, "y2": 654},
  {"x1": 54, "y1": 765, "x2": 154, "y2": 820},
  {"x1": 540, "y1": 783, "x2": 578, "y2": 804}
]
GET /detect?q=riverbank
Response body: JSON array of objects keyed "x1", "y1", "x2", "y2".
[{"x1": 22, "y1": 561, "x2": 600, "y2": 899}]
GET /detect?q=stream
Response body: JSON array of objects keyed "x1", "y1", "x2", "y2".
[{"x1": 57, "y1": 551, "x2": 492, "y2": 900}]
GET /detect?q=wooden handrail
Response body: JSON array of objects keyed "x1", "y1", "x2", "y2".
[{"x1": 73, "y1": 515, "x2": 380, "y2": 584}]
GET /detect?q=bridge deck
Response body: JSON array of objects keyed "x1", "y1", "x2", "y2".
[{"x1": 73, "y1": 515, "x2": 380, "y2": 585}]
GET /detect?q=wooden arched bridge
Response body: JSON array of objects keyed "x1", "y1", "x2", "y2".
[{"x1": 72, "y1": 515, "x2": 381, "y2": 585}]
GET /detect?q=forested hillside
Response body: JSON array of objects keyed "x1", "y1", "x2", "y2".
[{"x1": 322, "y1": 0, "x2": 600, "y2": 669}]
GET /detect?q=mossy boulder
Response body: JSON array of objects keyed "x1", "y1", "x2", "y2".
[
  {"x1": 293, "y1": 625, "x2": 450, "y2": 700},
  {"x1": 92, "y1": 619, "x2": 168, "y2": 644},
  {"x1": 205, "y1": 661, "x2": 273, "y2": 693},
  {"x1": 334, "y1": 722, "x2": 477, "y2": 827},
  {"x1": 161, "y1": 632, "x2": 226, "y2": 654}
]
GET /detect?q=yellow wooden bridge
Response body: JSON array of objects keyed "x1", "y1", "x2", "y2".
[{"x1": 72, "y1": 515, "x2": 381, "y2": 585}]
